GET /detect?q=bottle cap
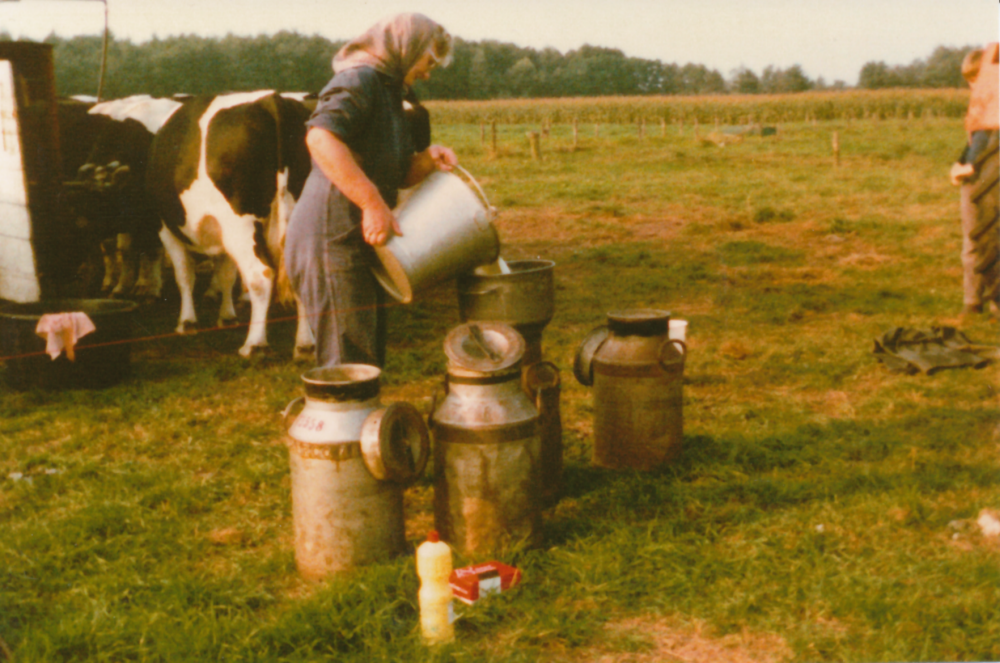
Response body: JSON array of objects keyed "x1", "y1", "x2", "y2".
[{"x1": 427, "y1": 531, "x2": 439, "y2": 543}]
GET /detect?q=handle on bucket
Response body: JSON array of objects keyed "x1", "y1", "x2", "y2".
[
  {"x1": 658, "y1": 339, "x2": 687, "y2": 371},
  {"x1": 427, "y1": 377, "x2": 449, "y2": 428},
  {"x1": 281, "y1": 396, "x2": 305, "y2": 433},
  {"x1": 453, "y1": 164, "x2": 494, "y2": 225}
]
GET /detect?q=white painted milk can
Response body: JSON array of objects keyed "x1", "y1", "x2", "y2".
[{"x1": 283, "y1": 364, "x2": 429, "y2": 579}]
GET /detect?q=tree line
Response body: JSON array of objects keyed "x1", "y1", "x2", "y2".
[{"x1": 0, "y1": 30, "x2": 979, "y2": 100}]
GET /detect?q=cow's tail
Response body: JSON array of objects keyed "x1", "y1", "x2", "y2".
[{"x1": 261, "y1": 93, "x2": 299, "y2": 307}]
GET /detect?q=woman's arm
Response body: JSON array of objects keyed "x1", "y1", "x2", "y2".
[{"x1": 305, "y1": 126, "x2": 401, "y2": 246}]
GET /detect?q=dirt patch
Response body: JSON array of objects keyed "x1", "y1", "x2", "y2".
[{"x1": 564, "y1": 616, "x2": 793, "y2": 663}]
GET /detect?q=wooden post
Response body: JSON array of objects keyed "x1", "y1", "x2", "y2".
[
  {"x1": 527, "y1": 131, "x2": 541, "y2": 160},
  {"x1": 638, "y1": 119, "x2": 645, "y2": 140},
  {"x1": 491, "y1": 120, "x2": 497, "y2": 156},
  {"x1": 480, "y1": 122, "x2": 486, "y2": 144},
  {"x1": 572, "y1": 119, "x2": 579, "y2": 152},
  {"x1": 832, "y1": 131, "x2": 840, "y2": 167},
  {"x1": 595, "y1": 123, "x2": 600, "y2": 138},
  {"x1": 660, "y1": 117, "x2": 666, "y2": 137}
]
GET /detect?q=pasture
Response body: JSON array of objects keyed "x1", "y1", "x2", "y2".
[{"x1": 2, "y1": 96, "x2": 999, "y2": 662}]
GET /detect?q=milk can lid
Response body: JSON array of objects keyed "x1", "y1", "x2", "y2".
[
  {"x1": 606, "y1": 309, "x2": 670, "y2": 336},
  {"x1": 444, "y1": 322, "x2": 524, "y2": 375},
  {"x1": 360, "y1": 402, "x2": 430, "y2": 484}
]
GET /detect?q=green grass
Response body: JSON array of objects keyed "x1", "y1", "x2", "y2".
[{"x1": 2, "y1": 109, "x2": 999, "y2": 662}]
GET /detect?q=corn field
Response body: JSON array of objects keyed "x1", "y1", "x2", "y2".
[{"x1": 425, "y1": 88, "x2": 970, "y2": 126}]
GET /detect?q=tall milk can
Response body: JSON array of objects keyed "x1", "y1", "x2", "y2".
[
  {"x1": 283, "y1": 364, "x2": 430, "y2": 580},
  {"x1": 430, "y1": 322, "x2": 542, "y2": 557},
  {"x1": 457, "y1": 259, "x2": 562, "y2": 505},
  {"x1": 574, "y1": 309, "x2": 686, "y2": 471}
]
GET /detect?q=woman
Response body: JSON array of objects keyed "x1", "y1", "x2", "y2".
[{"x1": 285, "y1": 13, "x2": 458, "y2": 367}]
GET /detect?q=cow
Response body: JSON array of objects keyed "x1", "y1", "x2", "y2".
[
  {"x1": 145, "y1": 90, "x2": 315, "y2": 359},
  {"x1": 62, "y1": 95, "x2": 182, "y2": 299}
]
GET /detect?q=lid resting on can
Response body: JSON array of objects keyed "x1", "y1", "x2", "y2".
[
  {"x1": 360, "y1": 402, "x2": 430, "y2": 484},
  {"x1": 606, "y1": 309, "x2": 670, "y2": 336},
  {"x1": 444, "y1": 322, "x2": 524, "y2": 375}
]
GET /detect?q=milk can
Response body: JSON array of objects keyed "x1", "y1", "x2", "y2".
[
  {"x1": 574, "y1": 309, "x2": 686, "y2": 471},
  {"x1": 457, "y1": 259, "x2": 562, "y2": 505},
  {"x1": 283, "y1": 364, "x2": 430, "y2": 580},
  {"x1": 430, "y1": 322, "x2": 543, "y2": 557}
]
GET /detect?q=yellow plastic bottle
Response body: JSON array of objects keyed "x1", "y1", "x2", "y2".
[{"x1": 416, "y1": 530, "x2": 455, "y2": 644}]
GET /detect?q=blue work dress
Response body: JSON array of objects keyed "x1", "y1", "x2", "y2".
[{"x1": 285, "y1": 66, "x2": 416, "y2": 368}]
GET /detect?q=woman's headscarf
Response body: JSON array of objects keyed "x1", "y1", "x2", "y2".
[{"x1": 333, "y1": 13, "x2": 453, "y2": 82}]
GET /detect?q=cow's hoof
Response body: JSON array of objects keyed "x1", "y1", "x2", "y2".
[
  {"x1": 293, "y1": 344, "x2": 316, "y2": 363},
  {"x1": 218, "y1": 317, "x2": 239, "y2": 328},
  {"x1": 177, "y1": 321, "x2": 198, "y2": 335},
  {"x1": 239, "y1": 343, "x2": 269, "y2": 358}
]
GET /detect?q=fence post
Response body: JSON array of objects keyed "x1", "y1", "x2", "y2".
[
  {"x1": 491, "y1": 120, "x2": 497, "y2": 157},
  {"x1": 527, "y1": 131, "x2": 541, "y2": 160},
  {"x1": 832, "y1": 131, "x2": 840, "y2": 167},
  {"x1": 572, "y1": 119, "x2": 579, "y2": 152}
]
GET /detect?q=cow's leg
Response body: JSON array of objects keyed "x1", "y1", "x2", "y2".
[
  {"x1": 212, "y1": 255, "x2": 239, "y2": 327},
  {"x1": 133, "y1": 247, "x2": 164, "y2": 301},
  {"x1": 100, "y1": 237, "x2": 119, "y2": 294},
  {"x1": 219, "y1": 221, "x2": 273, "y2": 357},
  {"x1": 293, "y1": 294, "x2": 316, "y2": 362},
  {"x1": 111, "y1": 233, "x2": 138, "y2": 298},
  {"x1": 159, "y1": 226, "x2": 198, "y2": 334}
]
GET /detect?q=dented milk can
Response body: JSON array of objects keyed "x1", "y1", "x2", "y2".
[
  {"x1": 457, "y1": 259, "x2": 562, "y2": 505},
  {"x1": 430, "y1": 322, "x2": 542, "y2": 556},
  {"x1": 574, "y1": 309, "x2": 686, "y2": 471},
  {"x1": 283, "y1": 364, "x2": 430, "y2": 580}
]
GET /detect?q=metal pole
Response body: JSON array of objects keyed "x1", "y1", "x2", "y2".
[{"x1": 96, "y1": 0, "x2": 107, "y2": 101}]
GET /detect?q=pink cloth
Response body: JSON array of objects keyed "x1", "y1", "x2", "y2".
[{"x1": 35, "y1": 312, "x2": 96, "y2": 361}]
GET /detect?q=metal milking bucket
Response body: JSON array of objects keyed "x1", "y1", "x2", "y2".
[
  {"x1": 283, "y1": 364, "x2": 429, "y2": 580},
  {"x1": 429, "y1": 322, "x2": 543, "y2": 557},
  {"x1": 371, "y1": 166, "x2": 500, "y2": 304},
  {"x1": 574, "y1": 309, "x2": 686, "y2": 471}
]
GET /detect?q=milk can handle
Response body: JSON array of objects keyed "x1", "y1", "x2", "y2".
[
  {"x1": 658, "y1": 339, "x2": 687, "y2": 370},
  {"x1": 454, "y1": 164, "x2": 494, "y2": 223},
  {"x1": 525, "y1": 361, "x2": 561, "y2": 410},
  {"x1": 281, "y1": 396, "x2": 305, "y2": 433}
]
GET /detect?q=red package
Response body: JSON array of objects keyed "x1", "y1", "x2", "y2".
[{"x1": 449, "y1": 561, "x2": 521, "y2": 605}]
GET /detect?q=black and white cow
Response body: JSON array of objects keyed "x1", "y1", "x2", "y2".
[
  {"x1": 63, "y1": 95, "x2": 182, "y2": 298},
  {"x1": 146, "y1": 90, "x2": 315, "y2": 359}
]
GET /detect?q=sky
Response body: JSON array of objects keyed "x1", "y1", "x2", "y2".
[{"x1": 0, "y1": 0, "x2": 997, "y2": 86}]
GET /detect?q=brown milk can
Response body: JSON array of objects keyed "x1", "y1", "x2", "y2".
[
  {"x1": 456, "y1": 259, "x2": 562, "y2": 505},
  {"x1": 574, "y1": 309, "x2": 686, "y2": 471},
  {"x1": 430, "y1": 322, "x2": 542, "y2": 557},
  {"x1": 283, "y1": 364, "x2": 429, "y2": 580}
]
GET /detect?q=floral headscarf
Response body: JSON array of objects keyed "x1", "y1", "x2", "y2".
[{"x1": 333, "y1": 13, "x2": 453, "y2": 83}]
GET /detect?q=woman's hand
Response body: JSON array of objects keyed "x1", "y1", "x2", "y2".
[
  {"x1": 427, "y1": 145, "x2": 457, "y2": 172},
  {"x1": 403, "y1": 144, "x2": 459, "y2": 188},
  {"x1": 361, "y1": 199, "x2": 401, "y2": 246}
]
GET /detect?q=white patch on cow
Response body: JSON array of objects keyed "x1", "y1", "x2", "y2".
[{"x1": 90, "y1": 95, "x2": 183, "y2": 133}]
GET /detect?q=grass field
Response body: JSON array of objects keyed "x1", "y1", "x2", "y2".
[{"x1": 2, "y1": 101, "x2": 999, "y2": 662}]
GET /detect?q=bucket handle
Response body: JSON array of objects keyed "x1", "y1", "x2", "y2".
[
  {"x1": 454, "y1": 164, "x2": 494, "y2": 223},
  {"x1": 281, "y1": 396, "x2": 305, "y2": 433},
  {"x1": 658, "y1": 339, "x2": 687, "y2": 371}
]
